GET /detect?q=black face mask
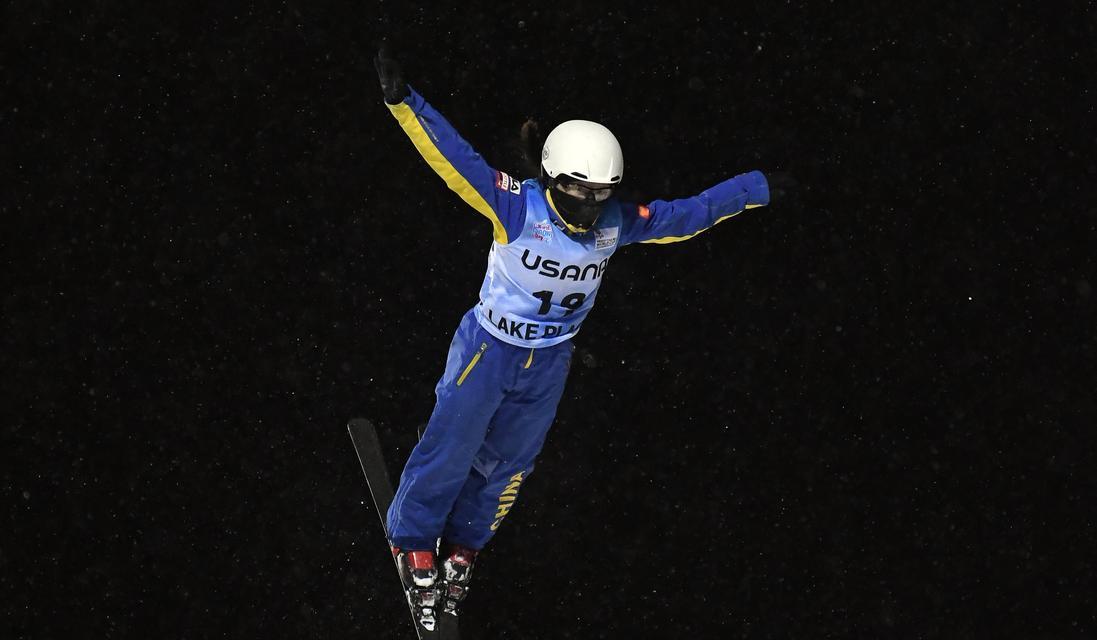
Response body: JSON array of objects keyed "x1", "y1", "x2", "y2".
[{"x1": 550, "y1": 188, "x2": 604, "y2": 231}]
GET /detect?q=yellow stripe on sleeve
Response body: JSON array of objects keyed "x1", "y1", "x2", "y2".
[
  {"x1": 388, "y1": 102, "x2": 509, "y2": 244},
  {"x1": 639, "y1": 204, "x2": 763, "y2": 245}
]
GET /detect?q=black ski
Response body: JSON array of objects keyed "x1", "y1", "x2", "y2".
[
  {"x1": 347, "y1": 418, "x2": 460, "y2": 640},
  {"x1": 348, "y1": 418, "x2": 396, "y2": 532}
]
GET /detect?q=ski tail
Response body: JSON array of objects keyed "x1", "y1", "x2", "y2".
[
  {"x1": 347, "y1": 418, "x2": 395, "y2": 536},
  {"x1": 348, "y1": 418, "x2": 460, "y2": 639}
]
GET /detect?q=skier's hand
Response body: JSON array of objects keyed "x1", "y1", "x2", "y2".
[
  {"x1": 374, "y1": 44, "x2": 409, "y2": 105},
  {"x1": 766, "y1": 171, "x2": 798, "y2": 201}
]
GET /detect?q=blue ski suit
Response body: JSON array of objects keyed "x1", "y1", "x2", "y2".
[{"x1": 384, "y1": 87, "x2": 770, "y2": 552}]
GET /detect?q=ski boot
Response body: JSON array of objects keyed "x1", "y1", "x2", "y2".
[
  {"x1": 392, "y1": 547, "x2": 440, "y2": 633},
  {"x1": 438, "y1": 542, "x2": 478, "y2": 618}
]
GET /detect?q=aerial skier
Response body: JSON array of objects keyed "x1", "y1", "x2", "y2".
[{"x1": 369, "y1": 46, "x2": 771, "y2": 635}]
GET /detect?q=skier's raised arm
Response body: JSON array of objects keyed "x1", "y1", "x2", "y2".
[
  {"x1": 374, "y1": 48, "x2": 526, "y2": 244},
  {"x1": 618, "y1": 170, "x2": 770, "y2": 245}
]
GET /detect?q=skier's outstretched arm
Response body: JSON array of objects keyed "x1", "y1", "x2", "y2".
[
  {"x1": 618, "y1": 170, "x2": 770, "y2": 245},
  {"x1": 374, "y1": 48, "x2": 525, "y2": 244}
]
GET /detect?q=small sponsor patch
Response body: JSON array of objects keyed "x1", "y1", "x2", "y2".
[
  {"x1": 638, "y1": 204, "x2": 651, "y2": 219},
  {"x1": 532, "y1": 219, "x2": 554, "y2": 243},
  {"x1": 593, "y1": 226, "x2": 619, "y2": 250},
  {"x1": 494, "y1": 171, "x2": 522, "y2": 194}
]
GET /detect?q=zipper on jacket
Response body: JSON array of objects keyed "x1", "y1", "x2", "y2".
[{"x1": 456, "y1": 342, "x2": 488, "y2": 386}]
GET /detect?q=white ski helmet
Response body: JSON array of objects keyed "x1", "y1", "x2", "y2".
[{"x1": 540, "y1": 120, "x2": 623, "y2": 185}]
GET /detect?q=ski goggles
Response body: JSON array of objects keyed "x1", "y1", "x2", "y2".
[{"x1": 555, "y1": 177, "x2": 616, "y2": 202}]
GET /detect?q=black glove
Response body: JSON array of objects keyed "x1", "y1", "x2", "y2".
[
  {"x1": 373, "y1": 45, "x2": 408, "y2": 105},
  {"x1": 766, "y1": 171, "x2": 799, "y2": 201}
]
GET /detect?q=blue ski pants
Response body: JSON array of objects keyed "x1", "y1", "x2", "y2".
[{"x1": 386, "y1": 307, "x2": 575, "y2": 551}]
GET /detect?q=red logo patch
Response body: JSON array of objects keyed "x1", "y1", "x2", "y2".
[{"x1": 494, "y1": 171, "x2": 521, "y2": 194}]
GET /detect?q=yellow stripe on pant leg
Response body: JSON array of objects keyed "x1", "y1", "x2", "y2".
[{"x1": 490, "y1": 472, "x2": 525, "y2": 531}]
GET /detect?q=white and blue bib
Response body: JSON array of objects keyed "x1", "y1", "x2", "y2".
[{"x1": 475, "y1": 180, "x2": 621, "y2": 347}]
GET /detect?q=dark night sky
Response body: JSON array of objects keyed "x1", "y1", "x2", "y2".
[{"x1": 4, "y1": 1, "x2": 1095, "y2": 638}]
